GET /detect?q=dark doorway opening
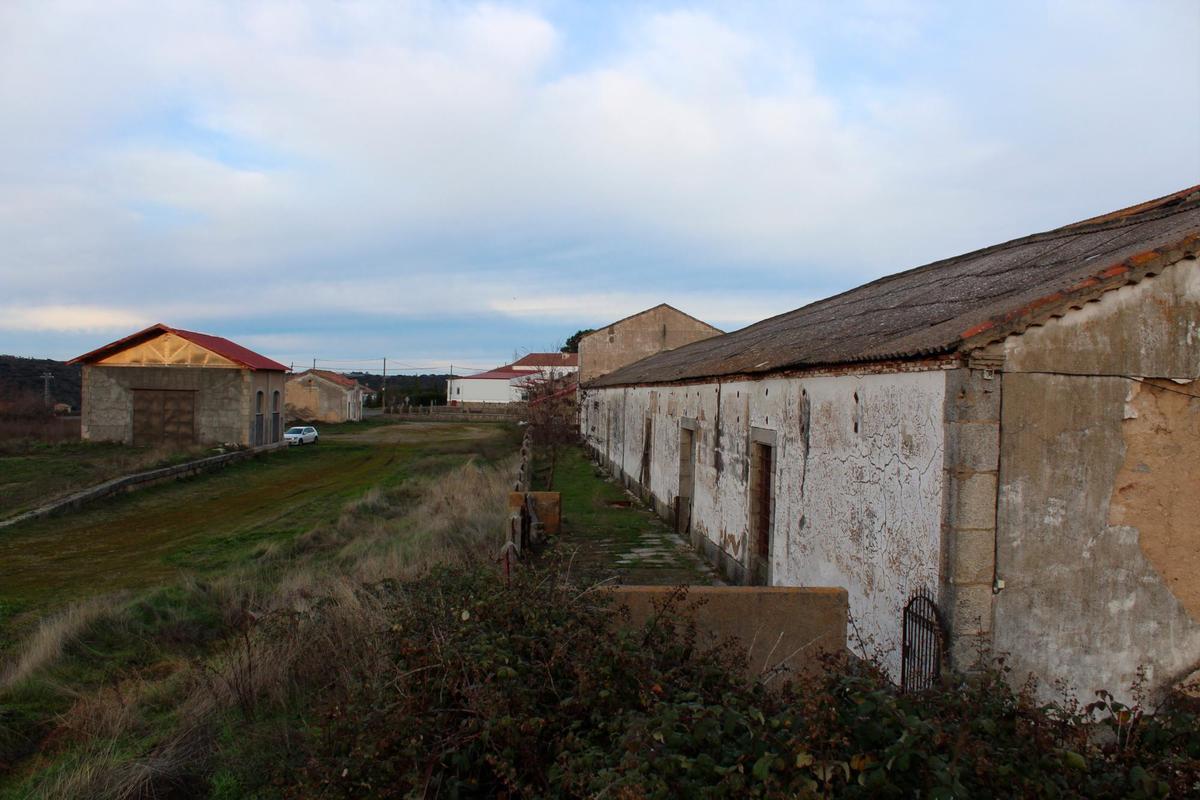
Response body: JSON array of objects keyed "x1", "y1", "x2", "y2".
[
  {"x1": 676, "y1": 425, "x2": 696, "y2": 534},
  {"x1": 640, "y1": 415, "x2": 653, "y2": 501},
  {"x1": 748, "y1": 440, "x2": 774, "y2": 585},
  {"x1": 254, "y1": 390, "x2": 265, "y2": 446}
]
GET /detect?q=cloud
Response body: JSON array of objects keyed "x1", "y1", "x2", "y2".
[
  {"x1": 0, "y1": 305, "x2": 150, "y2": 333},
  {"x1": 489, "y1": 290, "x2": 799, "y2": 330},
  {"x1": 1, "y1": 1, "x2": 1197, "y2": 363}
]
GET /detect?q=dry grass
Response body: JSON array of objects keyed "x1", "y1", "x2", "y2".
[
  {"x1": 29, "y1": 733, "x2": 207, "y2": 800},
  {"x1": 3, "y1": 451, "x2": 520, "y2": 799},
  {"x1": 346, "y1": 455, "x2": 516, "y2": 583},
  {"x1": 0, "y1": 596, "x2": 124, "y2": 690}
]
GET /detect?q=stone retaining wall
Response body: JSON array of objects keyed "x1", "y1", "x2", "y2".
[
  {"x1": 612, "y1": 585, "x2": 848, "y2": 681},
  {"x1": 0, "y1": 442, "x2": 286, "y2": 529}
]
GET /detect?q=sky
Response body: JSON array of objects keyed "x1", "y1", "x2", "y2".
[{"x1": 1, "y1": 0, "x2": 1198, "y2": 374}]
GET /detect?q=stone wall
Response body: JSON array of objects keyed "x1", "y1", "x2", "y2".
[
  {"x1": 940, "y1": 368, "x2": 1001, "y2": 670},
  {"x1": 612, "y1": 585, "x2": 847, "y2": 680},
  {"x1": 285, "y1": 374, "x2": 358, "y2": 423},
  {"x1": 249, "y1": 370, "x2": 288, "y2": 443},
  {"x1": 579, "y1": 305, "x2": 721, "y2": 384},
  {"x1": 583, "y1": 367, "x2": 950, "y2": 678},
  {"x1": 992, "y1": 258, "x2": 1200, "y2": 700},
  {"x1": 82, "y1": 365, "x2": 251, "y2": 445}
]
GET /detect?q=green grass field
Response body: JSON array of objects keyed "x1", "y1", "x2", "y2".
[
  {"x1": 0, "y1": 422, "x2": 519, "y2": 642},
  {"x1": 0, "y1": 441, "x2": 212, "y2": 521},
  {"x1": 0, "y1": 419, "x2": 523, "y2": 796},
  {"x1": 538, "y1": 444, "x2": 719, "y2": 585}
]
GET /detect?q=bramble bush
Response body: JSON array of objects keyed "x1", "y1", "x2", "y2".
[{"x1": 281, "y1": 565, "x2": 1200, "y2": 799}]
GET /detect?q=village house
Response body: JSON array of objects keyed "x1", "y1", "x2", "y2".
[
  {"x1": 71, "y1": 323, "x2": 288, "y2": 448},
  {"x1": 579, "y1": 303, "x2": 722, "y2": 385},
  {"x1": 508, "y1": 351, "x2": 579, "y2": 379},
  {"x1": 447, "y1": 352, "x2": 578, "y2": 407},
  {"x1": 446, "y1": 366, "x2": 530, "y2": 406},
  {"x1": 285, "y1": 369, "x2": 365, "y2": 423},
  {"x1": 581, "y1": 186, "x2": 1200, "y2": 700}
]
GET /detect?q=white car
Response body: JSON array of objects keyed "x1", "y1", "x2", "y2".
[{"x1": 284, "y1": 425, "x2": 319, "y2": 445}]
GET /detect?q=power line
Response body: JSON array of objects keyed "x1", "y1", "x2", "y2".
[{"x1": 307, "y1": 358, "x2": 492, "y2": 374}]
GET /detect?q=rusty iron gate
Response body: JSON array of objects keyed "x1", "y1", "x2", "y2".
[{"x1": 900, "y1": 589, "x2": 946, "y2": 693}]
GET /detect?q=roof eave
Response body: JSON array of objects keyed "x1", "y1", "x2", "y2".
[
  {"x1": 956, "y1": 231, "x2": 1200, "y2": 353},
  {"x1": 68, "y1": 323, "x2": 170, "y2": 365}
]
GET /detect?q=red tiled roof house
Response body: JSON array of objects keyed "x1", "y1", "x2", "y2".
[
  {"x1": 446, "y1": 353, "x2": 578, "y2": 407},
  {"x1": 446, "y1": 366, "x2": 530, "y2": 406},
  {"x1": 70, "y1": 323, "x2": 289, "y2": 447},
  {"x1": 285, "y1": 369, "x2": 365, "y2": 423}
]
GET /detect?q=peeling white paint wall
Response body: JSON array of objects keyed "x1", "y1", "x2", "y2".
[
  {"x1": 995, "y1": 259, "x2": 1200, "y2": 701},
  {"x1": 583, "y1": 370, "x2": 947, "y2": 677}
]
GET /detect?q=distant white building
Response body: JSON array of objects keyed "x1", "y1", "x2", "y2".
[
  {"x1": 507, "y1": 352, "x2": 579, "y2": 379},
  {"x1": 447, "y1": 367, "x2": 529, "y2": 405},
  {"x1": 447, "y1": 352, "x2": 578, "y2": 406}
]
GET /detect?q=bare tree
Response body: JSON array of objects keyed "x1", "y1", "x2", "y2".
[{"x1": 522, "y1": 373, "x2": 578, "y2": 490}]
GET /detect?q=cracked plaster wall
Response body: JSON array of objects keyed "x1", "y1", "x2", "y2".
[
  {"x1": 583, "y1": 370, "x2": 947, "y2": 678},
  {"x1": 994, "y1": 258, "x2": 1200, "y2": 700}
]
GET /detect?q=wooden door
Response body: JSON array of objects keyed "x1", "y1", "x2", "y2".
[
  {"x1": 132, "y1": 390, "x2": 162, "y2": 446},
  {"x1": 162, "y1": 391, "x2": 196, "y2": 446},
  {"x1": 132, "y1": 389, "x2": 195, "y2": 447}
]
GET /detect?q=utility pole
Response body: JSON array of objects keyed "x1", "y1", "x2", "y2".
[
  {"x1": 39, "y1": 371, "x2": 54, "y2": 407},
  {"x1": 381, "y1": 357, "x2": 387, "y2": 412}
]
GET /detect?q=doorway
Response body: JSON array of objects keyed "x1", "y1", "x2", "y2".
[
  {"x1": 640, "y1": 415, "x2": 654, "y2": 500},
  {"x1": 254, "y1": 390, "x2": 265, "y2": 446},
  {"x1": 748, "y1": 434, "x2": 775, "y2": 585},
  {"x1": 272, "y1": 390, "x2": 282, "y2": 442},
  {"x1": 677, "y1": 423, "x2": 697, "y2": 534},
  {"x1": 132, "y1": 389, "x2": 196, "y2": 447}
]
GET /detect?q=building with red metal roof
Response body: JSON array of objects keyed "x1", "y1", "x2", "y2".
[
  {"x1": 445, "y1": 353, "x2": 578, "y2": 407},
  {"x1": 70, "y1": 323, "x2": 288, "y2": 447}
]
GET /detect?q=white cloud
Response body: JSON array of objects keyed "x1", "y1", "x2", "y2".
[
  {"x1": 489, "y1": 291, "x2": 798, "y2": 330},
  {"x1": 0, "y1": 305, "x2": 150, "y2": 332},
  {"x1": 0, "y1": 0, "x2": 1196, "y2": 360}
]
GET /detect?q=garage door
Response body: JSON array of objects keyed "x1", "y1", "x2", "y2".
[{"x1": 132, "y1": 389, "x2": 196, "y2": 447}]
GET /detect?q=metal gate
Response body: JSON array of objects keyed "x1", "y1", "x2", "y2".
[{"x1": 900, "y1": 589, "x2": 946, "y2": 693}]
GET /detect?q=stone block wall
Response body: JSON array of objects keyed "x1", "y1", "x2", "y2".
[{"x1": 940, "y1": 367, "x2": 1001, "y2": 671}]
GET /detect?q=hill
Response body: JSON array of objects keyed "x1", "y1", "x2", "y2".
[
  {"x1": 346, "y1": 372, "x2": 450, "y2": 406},
  {"x1": 0, "y1": 356, "x2": 81, "y2": 410}
]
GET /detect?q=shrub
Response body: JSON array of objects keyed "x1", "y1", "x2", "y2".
[{"x1": 281, "y1": 566, "x2": 1200, "y2": 799}]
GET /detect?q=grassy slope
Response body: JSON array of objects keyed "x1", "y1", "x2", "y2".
[
  {"x1": 0, "y1": 442, "x2": 211, "y2": 520},
  {"x1": 0, "y1": 421, "x2": 520, "y2": 795},
  {"x1": 0, "y1": 423, "x2": 518, "y2": 645}
]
